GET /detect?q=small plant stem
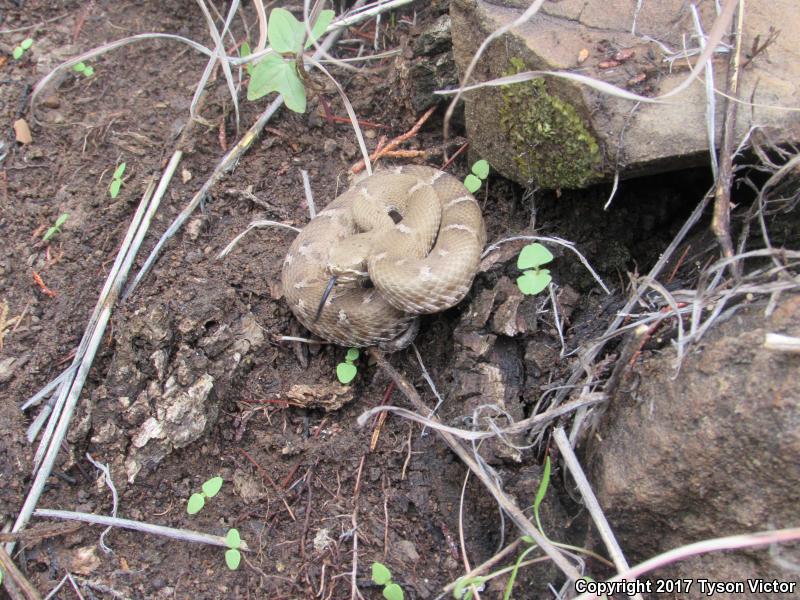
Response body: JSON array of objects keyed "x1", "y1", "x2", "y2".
[
  {"x1": 0, "y1": 544, "x2": 42, "y2": 600},
  {"x1": 441, "y1": 539, "x2": 523, "y2": 596},
  {"x1": 368, "y1": 349, "x2": 584, "y2": 583},
  {"x1": 711, "y1": 0, "x2": 744, "y2": 275},
  {"x1": 32, "y1": 509, "x2": 248, "y2": 551},
  {"x1": 552, "y1": 427, "x2": 641, "y2": 599}
]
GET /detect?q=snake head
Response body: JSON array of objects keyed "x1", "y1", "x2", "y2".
[{"x1": 326, "y1": 238, "x2": 371, "y2": 284}]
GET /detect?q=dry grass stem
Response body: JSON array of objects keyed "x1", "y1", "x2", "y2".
[
  {"x1": 552, "y1": 428, "x2": 642, "y2": 600},
  {"x1": 32, "y1": 509, "x2": 248, "y2": 551},
  {"x1": 367, "y1": 349, "x2": 585, "y2": 583}
]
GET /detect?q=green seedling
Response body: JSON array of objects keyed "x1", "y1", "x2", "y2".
[
  {"x1": 43, "y1": 213, "x2": 69, "y2": 242},
  {"x1": 453, "y1": 458, "x2": 552, "y2": 600},
  {"x1": 0, "y1": 567, "x2": 3, "y2": 585},
  {"x1": 12, "y1": 38, "x2": 33, "y2": 60},
  {"x1": 72, "y1": 62, "x2": 95, "y2": 77},
  {"x1": 186, "y1": 475, "x2": 223, "y2": 514},
  {"x1": 371, "y1": 562, "x2": 404, "y2": 600},
  {"x1": 500, "y1": 456, "x2": 552, "y2": 599},
  {"x1": 225, "y1": 528, "x2": 242, "y2": 570},
  {"x1": 247, "y1": 8, "x2": 335, "y2": 113},
  {"x1": 516, "y1": 243, "x2": 554, "y2": 296},
  {"x1": 240, "y1": 42, "x2": 254, "y2": 76},
  {"x1": 336, "y1": 347, "x2": 359, "y2": 384},
  {"x1": 108, "y1": 162, "x2": 126, "y2": 198},
  {"x1": 464, "y1": 159, "x2": 490, "y2": 194},
  {"x1": 186, "y1": 477, "x2": 244, "y2": 570}
]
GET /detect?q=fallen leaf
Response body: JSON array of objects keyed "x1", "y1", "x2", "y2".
[
  {"x1": 577, "y1": 48, "x2": 589, "y2": 64},
  {"x1": 13, "y1": 119, "x2": 32, "y2": 144}
]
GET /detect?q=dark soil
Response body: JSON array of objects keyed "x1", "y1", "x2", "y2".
[{"x1": 0, "y1": 2, "x2": 750, "y2": 599}]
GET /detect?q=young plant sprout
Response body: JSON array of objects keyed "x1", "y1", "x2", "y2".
[
  {"x1": 12, "y1": 38, "x2": 33, "y2": 60},
  {"x1": 43, "y1": 213, "x2": 69, "y2": 242},
  {"x1": 371, "y1": 562, "x2": 404, "y2": 600},
  {"x1": 186, "y1": 476, "x2": 223, "y2": 515},
  {"x1": 109, "y1": 162, "x2": 127, "y2": 198},
  {"x1": 464, "y1": 159, "x2": 490, "y2": 193},
  {"x1": 239, "y1": 42, "x2": 254, "y2": 75},
  {"x1": 186, "y1": 477, "x2": 243, "y2": 570},
  {"x1": 246, "y1": 8, "x2": 335, "y2": 113},
  {"x1": 336, "y1": 348, "x2": 359, "y2": 384},
  {"x1": 516, "y1": 243, "x2": 554, "y2": 295},
  {"x1": 453, "y1": 457, "x2": 553, "y2": 600},
  {"x1": 72, "y1": 62, "x2": 95, "y2": 77},
  {"x1": 225, "y1": 528, "x2": 243, "y2": 570}
]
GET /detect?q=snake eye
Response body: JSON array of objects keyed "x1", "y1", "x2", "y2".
[
  {"x1": 388, "y1": 209, "x2": 403, "y2": 224},
  {"x1": 314, "y1": 276, "x2": 337, "y2": 322}
]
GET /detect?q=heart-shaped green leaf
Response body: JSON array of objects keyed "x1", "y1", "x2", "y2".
[
  {"x1": 268, "y1": 8, "x2": 304, "y2": 54},
  {"x1": 248, "y1": 54, "x2": 287, "y2": 100},
  {"x1": 336, "y1": 362, "x2": 357, "y2": 384},
  {"x1": 247, "y1": 54, "x2": 307, "y2": 112},
  {"x1": 186, "y1": 493, "x2": 205, "y2": 515},
  {"x1": 225, "y1": 528, "x2": 241, "y2": 549},
  {"x1": 464, "y1": 174, "x2": 481, "y2": 193},
  {"x1": 225, "y1": 548, "x2": 241, "y2": 570},
  {"x1": 471, "y1": 159, "x2": 489, "y2": 179},
  {"x1": 109, "y1": 178, "x2": 123, "y2": 198},
  {"x1": 21, "y1": 38, "x2": 34, "y2": 50},
  {"x1": 280, "y1": 69, "x2": 307, "y2": 113},
  {"x1": 202, "y1": 476, "x2": 223, "y2": 498},
  {"x1": 83, "y1": 66, "x2": 95, "y2": 77},
  {"x1": 13, "y1": 46, "x2": 23, "y2": 60},
  {"x1": 345, "y1": 348, "x2": 360, "y2": 362},
  {"x1": 371, "y1": 562, "x2": 392, "y2": 586},
  {"x1": 516, "y1": 243, "x2": 553, "y2": 270},
  {"x1": 305, "y1": 10, "x2": 336, "y2": 49},
  {"x1": 383, "y1": 582, "x2": 404, "y2": 600},
  {"x1": 73, "y1": 62, "x2": 86, "y2": 73},
  {"x1": 113, "y1": 162, "x2": 127, "y2": 179},
  {"x1": 516, "y1": 269, "x2": 552, "y2": 295}
]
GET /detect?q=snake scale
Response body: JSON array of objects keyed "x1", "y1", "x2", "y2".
[{"x1": 282, "y1": 165, "x2": 486, "y2": 348}]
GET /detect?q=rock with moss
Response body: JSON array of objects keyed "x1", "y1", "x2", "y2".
[
  {"x1": 499, "y1": 58, "x2": 601, "y2": 188},
  {"x1": 450, "y1": 0, "x2": 800, "y2": 189}
]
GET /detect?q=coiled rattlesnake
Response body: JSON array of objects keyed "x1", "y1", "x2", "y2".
[{"x1": 281, "y1": 165, "x2": 486, "y2": 347}]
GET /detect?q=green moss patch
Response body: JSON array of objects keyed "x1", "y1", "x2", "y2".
[{"x1": 499, "y1": 58, "x2": 601, "y2": 189}]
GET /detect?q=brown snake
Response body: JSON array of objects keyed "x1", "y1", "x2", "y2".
[{"x1": 281, "y1": 165, "x2": 486, "y2": 347}]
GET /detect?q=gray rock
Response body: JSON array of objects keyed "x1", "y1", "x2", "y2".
[
  {"x1": 588, "y1": 294, "x2": 800, "y2": 591},
  {"x1": 450, "y1": 0, "x2": 800, "y2": 188}
]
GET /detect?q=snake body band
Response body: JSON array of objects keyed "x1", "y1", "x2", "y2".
[{"x1": 282, "y1": 165, "x2": 487, "y2": 347}]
